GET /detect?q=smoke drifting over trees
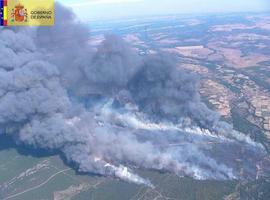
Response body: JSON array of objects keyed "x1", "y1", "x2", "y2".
[{"x1": 0, "y1": 3, "x2": 266, "y2": 186}]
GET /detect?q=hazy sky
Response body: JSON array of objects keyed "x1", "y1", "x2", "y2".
[{"x1": 58, "y1": 0, "x2": 269, "y2": 20}]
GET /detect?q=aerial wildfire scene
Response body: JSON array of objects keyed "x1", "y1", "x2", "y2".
[{"x1": 0, "y1": 1, "x2": 270, "y2": 200}]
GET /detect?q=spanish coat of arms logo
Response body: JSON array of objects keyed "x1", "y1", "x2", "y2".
[{"x1": 11, "y1": 3, "x2": 28, "y2": 22}]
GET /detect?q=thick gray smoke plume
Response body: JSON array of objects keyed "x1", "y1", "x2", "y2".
[
  {"x1": 0, "y1": 3, "x2": 267, "y2": 187},
  {"x1": 128, "y1": 54, "x2": 219, "y2": 127}
]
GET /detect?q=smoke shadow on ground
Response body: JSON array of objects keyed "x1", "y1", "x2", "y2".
[
  {"x1": 0, "y1": 134, "x2": 105, "y2": 178},
  {"x1": 0, "y1": 134, "x2": 58, "y2": 157}
]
